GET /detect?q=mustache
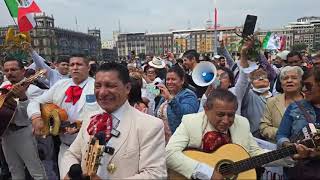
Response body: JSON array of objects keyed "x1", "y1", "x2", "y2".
[{"x1": 6, "y1": 75, "x2": 15, "y2": 79}]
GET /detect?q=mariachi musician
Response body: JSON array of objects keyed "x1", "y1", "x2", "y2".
[
  {"x1": 27, "y1": 54, "x2": 101, "y2": 177},
  {"x1": 0, "y1": 58, "x2": 47, "y2": 180}
]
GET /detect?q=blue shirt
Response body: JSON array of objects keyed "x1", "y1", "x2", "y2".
[{"x1": 276, "y1": 100, "x2": 319, "y2": 147}]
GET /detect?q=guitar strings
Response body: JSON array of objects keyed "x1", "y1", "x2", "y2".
[{"x1": 218, "y1": 145, "x2": 298, "y2": 173}]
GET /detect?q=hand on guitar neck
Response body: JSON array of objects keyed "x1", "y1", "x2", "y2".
[
  {"x1": 61, "y1": 121, "x2": 82, "y2": 135},
  {"x1": 11, "y1": 84, "x2": 28, "y2": 101},
  {"x1": 283, "y1": 141, "x2": 320, "y2": 160}
]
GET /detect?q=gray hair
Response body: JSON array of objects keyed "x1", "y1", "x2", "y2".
[{"x1": 279, "y1": 66, "x2": 304, "y2": 81}]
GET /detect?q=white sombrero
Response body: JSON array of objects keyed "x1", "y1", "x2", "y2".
[{"x1": 148, "y1": 57, "x2": 166, "y2": 69}]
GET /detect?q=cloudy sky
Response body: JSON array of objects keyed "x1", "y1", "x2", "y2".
[{"x1": 1, "y1": 0, "x2": 319, "y2": 41}]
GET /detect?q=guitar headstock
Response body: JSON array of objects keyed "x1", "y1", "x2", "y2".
[
  {"x1": 21, "y1": 69, "x2": 47, "y2": 86},
  {"x1": 84, "y1": 137, "x2": 105, "y2": 176},
  {"x1": 298, "y1": 123, "x2": 320, "y2": 150}
]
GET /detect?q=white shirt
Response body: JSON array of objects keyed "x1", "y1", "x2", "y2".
[
  {"x1": 60, "y1": 78, "x2": 89, "y2": 145},
  {"x1": 61, "y1": 78, "x2": 89, "y2": 123}
]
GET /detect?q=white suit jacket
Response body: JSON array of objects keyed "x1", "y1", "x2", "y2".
[
  {"x1": 166, "y1": 112, "x2": 266, "y2": 178},
  {"x1": 27, "y1": 77, "x2": 101, "y2": 122},
  {"x1": 60, "y1": 102, "x2": 167, "y2": 179}
]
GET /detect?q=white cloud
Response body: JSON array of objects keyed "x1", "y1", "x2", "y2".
[{"x1": 0, "y1": 0, "x2": 319, "y2": 40}]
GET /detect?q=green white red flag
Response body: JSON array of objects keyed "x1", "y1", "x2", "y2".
[{"x1": 4, "y1": 0, "x2": 42, "y2": 32}]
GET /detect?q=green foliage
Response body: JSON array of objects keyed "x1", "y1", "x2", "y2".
[
  {"x1": 291, "y1": 43, "x2": 308, "y2": 52},
  {"x1": 238, "y1": 38, "x2": 262, "y2": 62}
]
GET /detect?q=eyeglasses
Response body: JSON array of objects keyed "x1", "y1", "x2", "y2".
[
  {"x1": 146, "y1": 71, "x2": 155, "y2": 74},
  {"x1": 251, "y1": 76, "x2": 268, "y2": 81}
]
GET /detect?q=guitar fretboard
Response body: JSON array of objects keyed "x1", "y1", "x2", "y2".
[{"x1": 220, "y1": 139, "x2": 315, "y2": 175}]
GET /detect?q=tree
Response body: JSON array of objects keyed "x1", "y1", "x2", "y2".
[
  {"x1": 291, "y1": 43, "x2": 308, "y2": 52},
  {"x1": 313, "y1": 42, "x2": 320, "y2": 52}
]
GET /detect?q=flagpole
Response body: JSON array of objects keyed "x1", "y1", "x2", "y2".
[{"x1": 213, "y1": 0, "x2": 218, "y2": 56}]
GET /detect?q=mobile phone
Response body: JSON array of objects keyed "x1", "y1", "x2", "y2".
[
  {"x1": 242, "y1": 15, "x2": 257, "y2": 38},
  {"x1": 155, "y1": 82, "x2": 160, "y2": 89}
]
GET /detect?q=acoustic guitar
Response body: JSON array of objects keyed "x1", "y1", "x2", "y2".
[
  {"x1": 67, "y1": 135, "x2": 105, "y2": 179},
  {"x1": 40, "y1": 103, "x2": 82, "y2": 136},
  {"x1": 169, "y1": 124, "x2": 320, "y2": 180},
  {"x1": 40, "y1": 103, "x2": 68, "y2": 136},
  {"x1": 0, "y1": 69, "x2": 46, "y2": 136}
]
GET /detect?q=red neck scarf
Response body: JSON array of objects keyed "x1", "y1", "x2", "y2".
[
  {"x1": 202, "y1": 131, "x2": 231, "y2": 153},
  {"x1": 87, "y1": 113, "x2": 113, "y2": 142},
  {"x1": 65, "y1": 86, "x2": 83, "y2": 105}
]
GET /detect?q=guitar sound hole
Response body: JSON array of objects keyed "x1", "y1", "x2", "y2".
[
  {"x1": 217, "y1": 160, "x2": 237, "y2": 179},
  {"x1": 49, "y1": 117, "x2": 54, "y2": 127},
  {"x1": 220, "y1": 163, "x2": 233, "y2": 175}
]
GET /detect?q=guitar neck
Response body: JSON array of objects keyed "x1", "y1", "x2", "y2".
[
  {"x1": 223, "y1": 139, "x2": 315, "y2": 175},
  {"x1": 3, "y1": 70, "x2": 45, "y2": 99}
]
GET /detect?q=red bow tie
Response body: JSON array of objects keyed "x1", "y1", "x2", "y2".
[
  {"x1": 87, "y1": 113, "x2": 113, "y2": 142},
  {"x1": 202, "y1": 131, "x2": 231, "y2": 153},
  {"x1": 65, "y1": 86, "x2": 83, "y2": 105}
]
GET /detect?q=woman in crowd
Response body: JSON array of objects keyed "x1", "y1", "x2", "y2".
[
  {"x1": 236, "y1": 37, "x2": 275, "y2": 138},
  {"x1": 141, "y1": 64, "x2": 164, "y2": 115},
  {"x1": 260, "y1": 66, "x2": 304, "y2": 142},
  {"x1": 128, "y1": 72, "x2": 148, "y2": 113},
  {"x1": 155, "y1": 65, "x2": 199, "y2": 143},
  {"x1": 198, "y1": 66, "x2": 235, "y2": 112},
  {"x1": 276, "y1": 67, "x2": 320, "y2": 179}
]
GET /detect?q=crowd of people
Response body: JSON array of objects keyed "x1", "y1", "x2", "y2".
[{"x1": 0, "y1": 36, "x2": 319, "y2": 180}]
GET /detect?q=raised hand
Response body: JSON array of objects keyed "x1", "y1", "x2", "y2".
[{"x1": 156, "y1": 83, "x2": 173, "y2": 100}]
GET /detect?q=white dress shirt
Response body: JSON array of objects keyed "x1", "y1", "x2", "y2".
[{"x1": 59, "y1": 78, "x2": 90, "y2": 145}]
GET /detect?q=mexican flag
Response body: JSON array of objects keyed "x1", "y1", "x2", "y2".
[
  {"x1": 4, "y1": 0, "x2": 41, "y2": 32},
  {"x1": 262, "y1": 32, "x2": 286, "y2": 51},
  {"x1": 4, "y1": 0, "x2": 18, "y2": 17}
]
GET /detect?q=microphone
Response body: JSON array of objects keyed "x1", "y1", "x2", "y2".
[
  {"x1": 68, "y1": 164, "x2": 84, "y2": 180},
  {"x1": 94, "y1": 131, "x2": 106, "y2": 145},
  {"x1": 94, "y1": 131, "x2": 115, "y2": 155}
]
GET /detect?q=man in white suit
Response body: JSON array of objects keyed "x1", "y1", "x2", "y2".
[
  {"x1": 166, "y1": 89, "x2": 311, "y2": 179},
  {"x1": 27, "y1": 54, "x2": 101, "y2": 175},
  {"x1": 60, "y1": 62, "x2": 167, "y2": 179}
]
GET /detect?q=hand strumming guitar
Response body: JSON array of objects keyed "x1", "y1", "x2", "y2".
[
  {"x1": 211, "y1": 170, "x2": 223, "y2": 180},
  {"x1": 31, "y1": 114, "x2": 44, "y2": 136}
]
